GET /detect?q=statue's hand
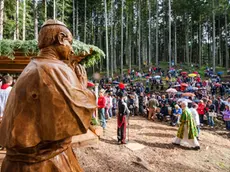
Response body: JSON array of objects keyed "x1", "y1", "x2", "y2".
[{"x1": 75, "y1": 64, "x2": 87, "y2": 87}]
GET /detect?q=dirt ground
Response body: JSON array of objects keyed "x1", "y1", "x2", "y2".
[{"x1": 74, "y1": 116, "x2": 230, "y2": 172}]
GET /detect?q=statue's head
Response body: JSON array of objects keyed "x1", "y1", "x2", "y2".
[{"x1": 38, "y1": 19, "x2": 73, "y2": 60}]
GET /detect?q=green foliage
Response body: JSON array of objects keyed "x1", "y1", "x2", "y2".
[{"x1": 0, "y1": 39, "x2": 104, "y2": 67}]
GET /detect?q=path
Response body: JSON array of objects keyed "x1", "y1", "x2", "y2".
[{"x1": 76, "y1": 116, "x2": 230, "y2": 172}]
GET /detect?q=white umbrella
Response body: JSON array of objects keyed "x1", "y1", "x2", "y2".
[
  {"x1": 154, "y1": 75, "x2": 161, "y2": 79},
  {"x1": 166, "y1": 88, "x2": 177, "y2": 93},
  {"x1": 177, "y1": 98, "x2": 192, "y2": 103}
]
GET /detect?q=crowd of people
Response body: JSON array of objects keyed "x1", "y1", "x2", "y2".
[{"x1": 95, "y1": 67, "x2": 230, "y2": 147}]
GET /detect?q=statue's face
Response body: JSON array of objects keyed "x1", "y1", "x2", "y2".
[{"x1": 56, "y1": 31, "x2": 74, "y2": 60}]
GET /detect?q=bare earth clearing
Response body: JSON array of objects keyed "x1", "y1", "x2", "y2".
[{"x1": 75, "y1": 116, "x2": 230, "y2": 172}]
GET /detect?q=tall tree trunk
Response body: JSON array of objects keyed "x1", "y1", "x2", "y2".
[
  {"x1": 148, "y1": 0, "x2": 151, "y2": 65},
  {"x1": 44, "y1": 0, "x2": 47, "y2": 21},
  {"x1": 212, "y1": 0, "x2": 216, "y2": 73},
  {"x1": 225, "y1": 11, "x2": 229, "y2": 69},
  {"x1": 125, "y1": 8, "x2": 129, "y2": 66},
  {"x1": 174, "y1": 19, "x2": 177, "y2": 65},
  {"x1": 22, "y1": 0, "x2": 26, "y2": 41},
  {"x1": 138, "y1": 0, "x2": 141, "y2": 70},
  {"x1": 84, "y1": 0, "x2": 87, "y2": 42},
  {"x1": 99, "y1": 27, "x2": 102, "y2": 72},
  {"x1": 155, "y1": 0, "x2": 159, "y2": 66},
  {"x1": 114, "y1": 22, "x2": 117, "y2": 72},
  {"x1": 62, "y1": 0, "x2": 65, "y2": 22},
  {"x1": 199, "y1": 16, "x2": 202, "y2": 66},
  {"x1": 121, "y1": 0, "x2": 124, "y2": 76},
  {"x1": 168, "y1": 0, "x2": 171, "y2": 68},
  {"x1": 104, "y1": 0, "x2": 109, "y2": 77},
  {"x1": 15, "y1": 0, "x2": 19, "y2": 40},
  {"x1": 76, "y1": 1, "x2": 78, "y2": 39},
  {"x1": 185, "y1": 14, "x2": 189, "y2": 65},
  {"x1": 218, "y1": 15, "x2": 222, "y2": 66},
  {"x1": 110, "y1": 0, "x2": 114, "y2": 77},
  {"x1": 0, "y1": 0, "x2": 4, "y2": 40},
  {"x1": 53, "y1": 0, "x2": 56, "y2": 20},
  {"x1": 34, "y1": 0, "x2": 38, "y2": 40},
  {"x1": 73, "y1": 0, "x2": 75, "y2": 38}
]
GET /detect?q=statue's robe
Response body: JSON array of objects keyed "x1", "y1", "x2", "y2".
[{"x1": 0, "y1": 57, "x2": 96, "y2": 172}]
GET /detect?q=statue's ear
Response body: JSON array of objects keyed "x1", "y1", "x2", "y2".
[{"x1": 57, "y1": 32, "x2": 67, "y2": 45}]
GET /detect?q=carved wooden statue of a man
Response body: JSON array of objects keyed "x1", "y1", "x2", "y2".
[{"x1": 0, "y1": 20, "x2": 96, "y2": 171}]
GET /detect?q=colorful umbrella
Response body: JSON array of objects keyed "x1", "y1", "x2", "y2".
[
  {"x1": 214, "y1": 83, "x2": 221, "y2": 87},
  {"x1": 166, "y1": 88, "x2": 177, "y2": 93},
  {"x1": 182, "y1": 92, "x2": 195, "y2": 97},
  {"x1": 181, "y1": 71, "x2": 188, "y2": 75},
  {"x1": 181, "y1": 83, "x2": 188, "y2": 87},
  {"x1": 87, "y1": 81, "x2": 95, "y2": 87},
  {"x1": 177, "y1": 98, "x2": 193, "y2": 103},
  {"x1": 193, "y1": 71, "x2": 199, "y2": 74},
  {"x1": 188, "y1": 73, "x2": 197, "y2": 77}
]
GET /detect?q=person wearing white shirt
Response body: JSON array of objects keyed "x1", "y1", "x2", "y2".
[{"x1": 188, "y1": 103, "x2": 200, "y2": 140}]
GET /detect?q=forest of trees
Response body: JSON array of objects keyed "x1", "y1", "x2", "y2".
[{"x1": 0, "y1": 0, "x2": 230, "y2": 77}]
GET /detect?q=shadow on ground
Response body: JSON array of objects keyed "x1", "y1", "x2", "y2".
[{"x1": 138, "y1": 132, "x2": 175, "y2": 138}]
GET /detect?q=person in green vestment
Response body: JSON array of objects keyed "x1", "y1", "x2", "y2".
[{"x1": 172, "y1": 102, "x2": 200, "y2": 150}]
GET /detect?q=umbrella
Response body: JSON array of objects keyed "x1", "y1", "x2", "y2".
[
  {"x1": 181, "y1": 83, "x2": 188, "y2": 87},
  {"x1": 198, "y1": 87, "x2": 206, "y2": 90},
  {"x1": 182, "y1": 92, "x2": 195, "y2": 97},
  {"x1": 192, "y1": 87, "x2": 199, "y2": 91},
  {"x1": 177, "y1": 98, "x2": 193, "y2": 103},
  {"x1": 181, "y1": 71, "x2": 188, "y2": 75},
  {"x1": 153, "y1": 75, "x2": 161, "y2": 79},
  {"x1": 146, "y1": 76, "x2": 152, "y2": 79},
  {"x1": 188, "y1": 73, "x2": 197, "y2": 77},
  {"x1": 214, "y1": 83, "x2": 221, "y2": 87},
  {"x1": 193, "y1": 71, "x2": 199, "y2": 74},
  {"x1": 112, "y1": 81, "x2": 119, "y2": 84},
  {"x1": 166, "y1": 88, "x2": 177, "y2": 93},
  {"x1": 119, "y1": 82, "x2": 125, "y2": 89},
  {"x1": 87, "y1": 81, "x2": 95, "y2": 87},
  {"x1": 217, "y1": 71, "x2": 224, "y2": 75}
]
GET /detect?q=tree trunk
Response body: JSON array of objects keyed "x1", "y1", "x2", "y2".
[
  {"x1": 73, "y1": 0, "x2": 75, "y2": 38},
  {"x1": 110, "y1": 0, "x2": 114, "y2": 77},
  {"x1": 114, "y1": 22, "x2": 117, "y2": 72},
  {"x1": 22, "y1": 0, "x2": 26, "y2": 41},
  {"x1": 0, "y1": 0, "x2": 4, "y2": 40},
  {"x1": 148, "y1": 0, "x2": 151, "y2": 65},
  {"x1": 174, "y1": 19, "x2": 177, "y2": 65},
  {"x1": 199, "y1": 16, "x2": 202, "y2": 66},
  {"x1": 44, "y1": 0, "x2": 47, "y2": 21},
  {"x1": 185, "y1": 14, "x2": 189, "y2": 65},
  {"x1": 76, "y1": 1, "x2": 78, "y2": 39},
  {"x1": 53, "y1": 0, "x2": 56, "y2": 20},
  {"x1": 212, "y1": 0, "x2": 216, "y2": 73},
  {"x1": 62, "y1": 0, "x2": 65, "y2": 22},
  {"x1": 34, "y1": 0, "x2": 38, "y2": 40},
  {"x1": 168, "y1": 0, "x2": 171, "y2": 68},
  {"x1": 15, "y1": 0, "x2": 19, "y2": 40},
  {"x1": 218, "y1": 15, "x2": 222, "y2": 66},
  {"x1": 138, "y1": 0, "x2": 141, "y2": 70},
  {"x1": 84, "y1": 0, "x2": 87, "y2": 42},
  {"x1": 225, "y1": 11, "x2": 229, "y2": 69},
  {"x1": 121, "y1": 0, "x2": 124, "y2": 76},
  {"x1": 155, "y1": 0, "x2": 159, "y2": 66},
  {"x1": 104, "y1": 0, "x2": 109, "y2": 77},
  {"x1": 125, "y1": 8, "x2": 129, "y2": 66}
]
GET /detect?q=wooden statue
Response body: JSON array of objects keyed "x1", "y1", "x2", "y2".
[{"x1": 0, "y1": 19, "x2": 96, "y2": 172}]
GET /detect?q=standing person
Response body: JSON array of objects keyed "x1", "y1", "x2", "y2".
[
  {"x1": 189, "y1": 103, "x2": 201, "y2": 140},
  {"x1": 98, "y1": 89, "x2": 107, "y2": 130},
  {"x1": 148, "y1": 95, "x2": 159, "y2": 120},
  {"x1": 138, "y1": 92, "x2": 145, "y2": 116},
  {"x1": 207, "y1": 100, "x2": 216, "y2": 128},
  {"x1": 117, "y1": 92, "x2": 130, "y2": 144},
  {"x1": 0, "y1": 75, "x2": 13, "y2": 120},
  {"x1": 223, "y1": 104, "x2": 230, "y2": 130},
  {"x1": 197, "y1": 100, "x2": 206, "y2": 126},
  {"x1": 172, "y1": 102, "x2": 200, "y2": 150}
]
